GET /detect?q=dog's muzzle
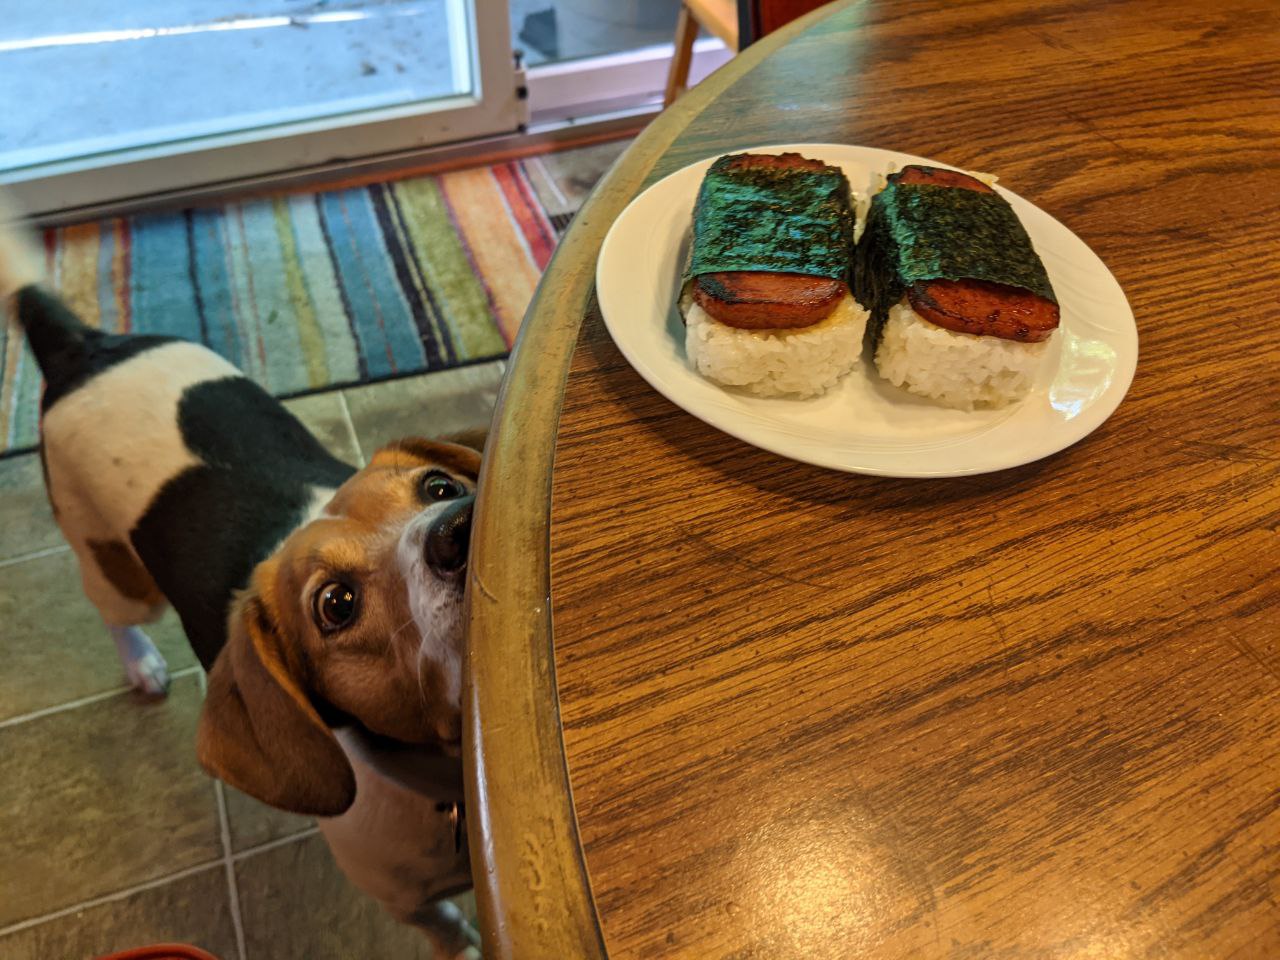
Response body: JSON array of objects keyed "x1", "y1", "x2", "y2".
[{"x1": 425, "y1": 495, "x2": 474, "y2": 576}]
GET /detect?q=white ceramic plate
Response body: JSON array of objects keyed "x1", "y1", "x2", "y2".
[{"x1": 595, "y1": 143, "x2": 1137, "y2": 478}]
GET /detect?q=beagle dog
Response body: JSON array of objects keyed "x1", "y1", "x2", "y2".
[{"x1": 2, "y1": 218, "x2": 481, "y2": 956}]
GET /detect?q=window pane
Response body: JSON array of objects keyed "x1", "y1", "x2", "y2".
[
  {"x1": 1, "y1": 0, "x2": 477, "y2": 173},
  {"x1": 511, "y1": 0, "x2": 684, "y2": 66}
]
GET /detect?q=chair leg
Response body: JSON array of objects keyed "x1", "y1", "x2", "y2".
[{"x1": 664, "y1": 5, "x2": 698, "y2": 107}]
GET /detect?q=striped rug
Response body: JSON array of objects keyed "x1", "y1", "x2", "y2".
[{"x1": 0, "y1": 149, "x2": 600, "y2": 457}]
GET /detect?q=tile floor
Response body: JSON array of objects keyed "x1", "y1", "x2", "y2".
[
  {"x1": 0, "y1": 134, "x2": 628, "y2": 959},
  {"x1": 0, "y1": 365, "x2": 500, "y2": 959}
]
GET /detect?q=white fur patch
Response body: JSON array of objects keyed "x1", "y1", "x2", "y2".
[
  {"x1": 110, "y1": 625, "x2": 170, "y2": 696},
  {"x1": 395, "y1": 505, "x2": 466, "y2": 716},
  {"x1": 274, "y1": 483, "x2": 338, "y2": 555},
  {"x1": 43, "y1": 341, "x2": 242, "y2": 536},
  {"x1": 42, "y1": 341, "x2": 241, "y2": 622}
]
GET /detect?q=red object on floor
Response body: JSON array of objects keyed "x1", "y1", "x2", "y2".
[{"x1": 95, "y1": 946, "x2": 221, "y2": 960}]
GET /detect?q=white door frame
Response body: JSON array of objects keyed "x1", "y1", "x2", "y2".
[
  {"x1": 526, "y1": 37, "x2": 732, "y2": 125},
  {"x1": 3, "y1": 0, "x2": 525, "y2": 217}
]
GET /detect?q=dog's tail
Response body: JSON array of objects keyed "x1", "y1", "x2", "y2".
[
  {"x1": 0, "y1": 196, "x2": 97, "y2": 377},
  {"x1": 0, "y1": 193, "x2": 43, "y2": 300}
]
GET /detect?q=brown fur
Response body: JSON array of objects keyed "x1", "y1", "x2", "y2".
[
  {"x1": 197, "y1": 438, "x2": 481, "y2": 816},
  {"x1": 86, "y1": 538, "x2": 165, "y2": 605}
]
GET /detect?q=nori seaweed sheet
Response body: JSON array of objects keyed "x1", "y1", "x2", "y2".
[
  {"x1": 685, "y1": 155, "x2": 855, "y2": 282},
  {"x1": 854, "y1": 180, "x2": 1057, "y2": 341}
]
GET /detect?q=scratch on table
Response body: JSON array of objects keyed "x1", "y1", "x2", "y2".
[
  {"x1": 1216, "y1": 624, "x2": 1280, "y2": 688},
  {"x1": 1057, "y1": 105, "x2": 1140, "y2": 161},
  {"x1": 679, "y1": 529, "x2": 834, "y2": 591},
  {"x1": 985, "y1": 581, "x2": 1017, "y2": 681},
  {"x1": 470, "y1": 568, "x2": 500, "y2": 604},
  {"x1": 1164, "y1": 436, "x2": 1280, "y2": 464}
]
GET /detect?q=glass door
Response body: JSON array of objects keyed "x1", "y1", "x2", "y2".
[
  {"x1": 511, "y1": 0, "x2": 685, "y2": 65},
  {"x1": 510, "y1": 1, "x2": 734, "y2": 125},
  {"x1": 1, "y1": 0, "x2": 523, "y2": 214}
]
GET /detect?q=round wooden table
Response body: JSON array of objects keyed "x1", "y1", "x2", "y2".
[{"x1": 463, "y1": 2, "x2": 1280, "y2": 957}]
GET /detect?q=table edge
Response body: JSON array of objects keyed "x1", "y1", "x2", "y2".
[{"x1": 461, "y1": 4, "x2": 850, "y2": 957}]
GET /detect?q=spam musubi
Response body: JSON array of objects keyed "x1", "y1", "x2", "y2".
[
  {"x1": 681, "y1": 152, "x2": 868, "y2": 397},
  {"x1": 855, "y1": 165, "x2": 1060, "y2": 409}
]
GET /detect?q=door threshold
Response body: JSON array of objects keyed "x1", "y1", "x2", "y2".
[
  {"x1": 23, "y1": 113, "x2": 649, "y2": 228},
  {"x1": 20, "y1": 36, "x2": 731, "y2": 227}
]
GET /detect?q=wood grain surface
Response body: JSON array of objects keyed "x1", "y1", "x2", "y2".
[
  {"x1": 473, "y1": 0, "x2": 1280, "y2": 957},
  {"x1": 462, "y1": 7, "x2": 845, "y2": 957}
]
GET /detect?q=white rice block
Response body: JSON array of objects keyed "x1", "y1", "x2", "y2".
[
  {"x1": 685, "y1": 294, "x2": 868, "y2": 398},
  {"x1": 874, "y1": 301, "x2": 1050, "y2": 410}
]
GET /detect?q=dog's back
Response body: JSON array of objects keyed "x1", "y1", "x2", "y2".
[
  {"x1": 3, "y1": 219, "x2": 190, "y2": 624},
  {"x1": 1, "y1": 215, "x2": 353, "y2": 668}
]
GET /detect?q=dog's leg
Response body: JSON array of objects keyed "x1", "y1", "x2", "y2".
[
  {"x1": 109, "y1": 625, "x2": 171, "y2": 697},
  {"x1": 60, "y1": 532, "x2": 171, "y2": 697},
  {"x1": 407, "y1": 899, "x2": 482, "y2": 959}
]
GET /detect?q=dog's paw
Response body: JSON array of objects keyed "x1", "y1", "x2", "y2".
[
  {"x1": 127, "y1": 650, "x2": 171, "y2": 698},
  {"x1": 407, "y1": 899, "x2": 481, "y2": 957},
  {"x1": 111, "y1": 626, "x2": 171, "y2": 698}
]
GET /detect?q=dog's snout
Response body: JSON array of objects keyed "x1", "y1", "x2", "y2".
[{"x1": 425, "y1": 495, "x2": 474, "y2": 576}]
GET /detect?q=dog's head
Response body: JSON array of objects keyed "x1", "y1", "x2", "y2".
[{"x1": 196, "y1": 437, "x2": 481, "y2": 816}]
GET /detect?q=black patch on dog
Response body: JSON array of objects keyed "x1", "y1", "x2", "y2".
[
  {"x1": 17, "y1": 287, "x2": 175, "y2": 411},
  {"x1": 130, "y1": 377, "x2": 355, "y2": 670}
]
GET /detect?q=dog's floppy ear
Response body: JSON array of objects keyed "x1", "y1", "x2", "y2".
[
  {"x1": 197, "y1": 594, "x2": 356, "y2": 816},
  {"x1": 368, "y1": 436, "x2": 483, "y2": 475},
  {"x1": 439, "y1": 425, "x2": 488, "y2": 455}
]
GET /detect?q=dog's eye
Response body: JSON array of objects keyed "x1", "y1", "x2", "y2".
[
  {"x1": 314, "y1": 582, "x2": 358, "y2": 632},
  {"x1": 420, "y1": 470, "x2": 464, "y2": 502}
]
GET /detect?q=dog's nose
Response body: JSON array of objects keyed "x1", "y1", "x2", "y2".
[{"x1": 425, "y1": 495, "x2": 473, "y2": 576}]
